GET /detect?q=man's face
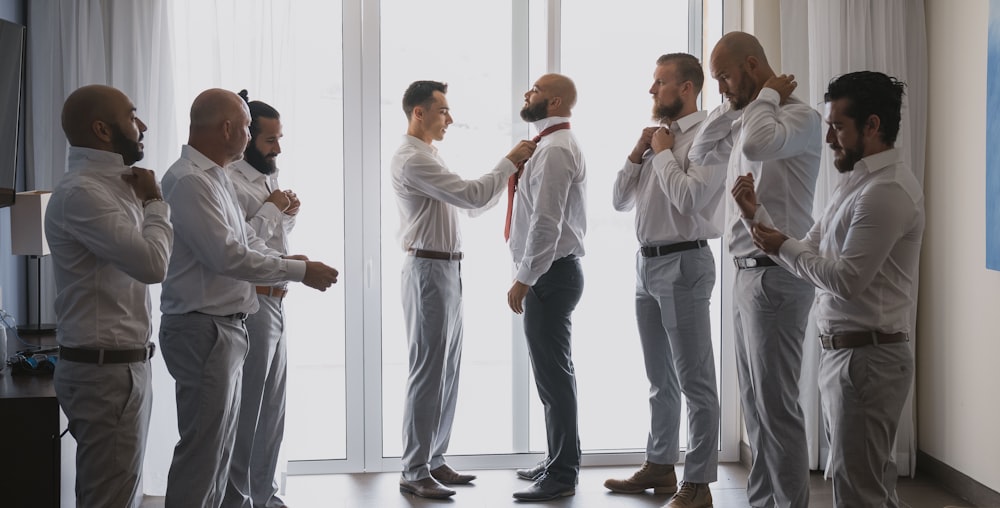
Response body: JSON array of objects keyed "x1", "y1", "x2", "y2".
[
  {"x1": 245, "y1": 116, "x2": 283, "y2": 175},
  {"x1": 824, "y1": 98, "x2": 865, "y2": 173},
  {"x1": 421, "y1": 91, "x2": 453, "y2": 142},
  {"x1": 650, "y1": 63, "x2": 684, "y2": 122},
  {"x1": 520, "y1": 80, "x2": 551, "y2": 122},
  {"x1": 710, "y1": 52, "x2": 756, "y2": 110},
  {"x1": 109, "y1": 98, "x2": 146, "y2": 165}
]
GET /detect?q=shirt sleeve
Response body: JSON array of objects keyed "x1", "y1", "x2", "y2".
[
  {"x1": 740, "y1": 88, "x2": 822, "y2": 162},
  {"x1": 778, "y1": 183, "x2": 913, "y2": 300},
  {"x1": 689, "y1": 102, "x2": 740, "y2": 166},
  {"x1": 516, "y1": 146, "x2": 576, "y2": 285},
  {"x1": 168, "y1": 173, "x2": 305, "y2": 284},
  {"x1": 611, "y1": 158, "x2": 642, "y2": 212},
  {"x1": 651, "y1": 149, "x2": 726, "y2": 215},
  {"x1": 61, "y1": 187, "x2": 173, "y2": 284},
  {"x1": 399, "y1": 153, "x2": 517, "y2": 210}
]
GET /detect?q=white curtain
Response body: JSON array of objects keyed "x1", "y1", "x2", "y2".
[
  {"x1": 26, "y1": 0, "x2": 178, "y2": 495},
  {"x1": 778, "y1": 0, "x2": 928, "y2": 475}
]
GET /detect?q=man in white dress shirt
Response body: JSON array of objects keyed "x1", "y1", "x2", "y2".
[
  {"x1": 689, "y1": 31, "x2": 822, "y2": 508},
  {"x1": 507, "y1": 73, "x2": 587, "y2": 502},
  {"x1": 605, "y1": 53, "x2": 724, "y2": 508},
  {"x1": 222, "y1": 92, "x2": 299, "y2": 508},
  {"x1": 46, "y1": 84, "x2": 172, "y2": 508},
  {"x1": 391, "y1": 80, "x2": 536, "y2": 499},
  {"x1": 735, "y1": 71, "x2": 922, "y2": 508},
  {"x1": 159, "y1": 88, "x2": 339, "y2": 508}
]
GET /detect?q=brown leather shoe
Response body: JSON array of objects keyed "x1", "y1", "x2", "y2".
[
  {"x1": 430, "y1": 464, "x2": 477, "y2": 485},
  {"x1": 399, "y1": 476, "x2": 456, "y2": 499},
  {"x1": 604, "y1": 461, "x2": 678, "y2": 494},
  {"x1": 663, "y1": 481, "x2": 712, "y2": 508}
]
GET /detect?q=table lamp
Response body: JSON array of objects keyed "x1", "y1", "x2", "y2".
[{"x1": 10, "y1": 190, "x2": 56, "y2": 334}]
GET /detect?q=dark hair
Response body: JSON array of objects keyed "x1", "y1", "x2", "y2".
[
  {"x1": 656, "y1": 53, "x2": 705, "y2": 94},
  {"x1": 402, "y1": 81, "x2": 447, "y2": 120},
  {"x1": 237, "y1": 89, "x2": 280, "y2": 139},
  {"x1": 824, "y1": 71, "x2": 906, "y2": 146}
]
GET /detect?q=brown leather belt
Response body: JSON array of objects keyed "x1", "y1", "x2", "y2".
[
  {"x1": 407, "y1": 248, "x2": 464, "y2": 261},
  {"x1": 641, "y1": 239, "x2": 708, "y2": 258},
  {"x1": 734, "y1": 256, "x2": 779, "y2": 269},
  {"x1": 256, "y1": 286, "x2": 288, "y2": 298},
  {"x1": 60, "y1": 344, "x2": 156, "y2": 364},
  {"x1": 820, "y1": 331, "x2": 908, "y2": 350}
]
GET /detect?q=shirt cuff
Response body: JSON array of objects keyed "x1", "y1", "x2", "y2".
[
  {"x1": 285, "y1": 259, "x2": 307, "y2": 282},
  {"x1": 499, "y1": 157, "x2": 518, "y2": 176},
  {"x1": 779, "y1": 238, "x2": 807, "y2": 266},
  {"x1": 259, "y1": 201, "x2": 284, "y2": 219},
  {"x1": 515, "y1": 265, "x2": 540, "y2": 287}
]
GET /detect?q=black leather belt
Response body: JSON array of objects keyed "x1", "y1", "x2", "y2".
[
  {"x1": 640, "y1": 239, "x2": 708, "y2": 258},
  {"x1": 60, "y1": 344, "x2": 156, "y2": 364},
  {"x1": 407, "y1": 248, "x2": 464, "y2": 261},
  {"x1": 734, "y1": 256, "x2": 779, "y2": 269},
  {"x1": 192, "y1": 311, "x2": 248, "y2": 321},
  {"x1": 820, "y1": 332, "x2": 908, "y2": 350}
]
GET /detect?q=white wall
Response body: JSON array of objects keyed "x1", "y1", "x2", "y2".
[{"x1": 921, "y1": 0, "x2": 1000, "y2": 493}]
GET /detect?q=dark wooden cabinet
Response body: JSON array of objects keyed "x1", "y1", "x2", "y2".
[{"x1": 0, "y1": 333, "x2": 75, "y2": 508}]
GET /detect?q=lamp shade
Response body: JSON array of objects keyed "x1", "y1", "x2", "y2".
[{"x1": 10, "y1": 190, "x2": 51, "y2": 256}]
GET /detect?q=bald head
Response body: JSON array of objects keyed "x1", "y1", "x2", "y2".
[
  {"x1": 62, "y1": 84, "x2": 146, "y2": 164},
  {"x1": 712, "y1": 31, "x2": 770, "y2": 68},
  {"x1": 521, "y1": 73, "x2": 578, "y2": 122},
  {"x1": 187, "y1": 88, "x2": 251, "y2": 167}
]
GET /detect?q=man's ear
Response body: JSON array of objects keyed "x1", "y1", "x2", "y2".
[
  {"x1": 222, "y1": 119, "x2": 233, "y2": 140},
  {"x1": 549, "y1": 96, "x2": 562, "y2": 111},
  {"x1": 865, "y1": 114, "x2": 881, "y2": 140},
  {"x1": 412, "y1": 105, "x2": 424, "y2": 121},
  {"x1": 92, "y1": 120, "x2": 112, "y2": 142}
]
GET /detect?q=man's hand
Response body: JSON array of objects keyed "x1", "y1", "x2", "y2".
[
  {"x1": 507, "y1": 280, "x2": 530, "y2": 314},
  {"x1": 302, "y1": 261, "x2": 339, "y2": 291},
  {"x1": 751, "y1": 223, "x2": 788, "y2": 255},
  {"x1": 506, "y1": 140, "x2": 537, "y2": 165},
  {"x1": 651, "y1": 126, "x2": 675, "y2": 154},
  {"x1": 628, "y1": 127, "x2": 658, "y2": 164},
  {"x1": 762, "y1": 73, "x2": 797, "y2": 105},
  {"x1": 265, "y1": 189, "x2": 293, "y2": 213},
  {"x1": 121, "y1": 167, "x2": 162, "y2": 202},
  {"x1": 283, "y1": 190, "x2": 300, "y2": 216},
  {"x1": 731, "y1": 173, "x2": 758, "y2": 219}
]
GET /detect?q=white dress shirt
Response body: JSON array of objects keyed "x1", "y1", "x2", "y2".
[
  {"x1": 160, "y1": 145, "x2": 306, "y2": 316},
  {"x1": 612, "y1": 110, "x2": 725, "y2": 244},
  {"x1": 758, "y1": 148, "x2": 924, "y2": 334},
  {"x1": 689, "y1": 88, "x2": 822, "y2": 257},
  {"x1": 508, "y1": 116, "x2": 587, "y2": 285},
  {"x1": 391, "y1": 134, "x2": 516, "y2": 252},
  {"x1": 229, "y1": 159, "x2": 293, "y2": 257},
  {"x1": 45, "y1": 147, "x2": 173, "y2": 349}
]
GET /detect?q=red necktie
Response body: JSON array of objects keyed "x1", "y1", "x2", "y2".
[{"x1": 504, "y1": 122, "x2": 571, "y2": 241}]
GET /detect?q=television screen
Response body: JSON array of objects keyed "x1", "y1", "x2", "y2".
[{"x1": 0, "y1": 18, "x2": 25, "y2": 209}]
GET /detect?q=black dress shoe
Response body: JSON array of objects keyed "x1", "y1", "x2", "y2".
[
  {"x1": 431, "y1": 464, "x2": 477, "y2": 485},
  {"x1": 512, "y1": 474, "x2": 575, "y2": 502},
  {"x1": 516, "y1": 460, "x2": 547, "y2": 481},
  {"x1": 399, "y1": 476, "x2": 456, "y2": 499}
]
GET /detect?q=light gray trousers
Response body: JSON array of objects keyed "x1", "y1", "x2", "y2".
[
  {"x1": 820, "y1": 342, "x2": 913, "y2": 508},
  {"x1": 634, "y1": 247, "x2": 720, "y2": 483},
  {"x1": 400, "y1": 256, "x2": 463, "y2": 481},
  {"x1": 223, "y1": 295, "x2": 287, "y2": 508},
  {"x1": 54, "y1": 359, "x2": 152, "y2": 508},
  {"x1": 160, "y1": 312, "x2": 249, "y2": 508},
  {"x1": 733, "y1": 266, "x2": 815, "y2": 508}
]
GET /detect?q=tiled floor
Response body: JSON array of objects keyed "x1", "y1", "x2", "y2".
[{"x1": 141, "y1": 463, "x2": 976, "y2": 507}]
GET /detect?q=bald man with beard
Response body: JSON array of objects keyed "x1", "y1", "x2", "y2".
[
  {"x1": 46, "y1": 84, "x2": 171, "y2": 507},
  {"x1": 690, "y1": 32, "x2": 822, "y2": 508},
  {"x1": 159, "y1": 88, "x2": 339, "y2": 507},
  {"x1": 507, "y1": 73, "x2": 588, "y2": 502}
]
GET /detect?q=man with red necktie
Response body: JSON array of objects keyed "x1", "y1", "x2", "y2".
[{"x1": 506, "y1": 73, "x2": 588, "y2": 502}]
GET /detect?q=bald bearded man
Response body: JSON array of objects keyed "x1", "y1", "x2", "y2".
[
  {"x1": 46, "y1": 84, "x2": 172, "y2": 507},
  {"x1": 159, "y1": 89, "x2": 339, "y2": 507}
]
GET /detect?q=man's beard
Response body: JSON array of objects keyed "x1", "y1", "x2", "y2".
[
  {"x1": 653, "y1": 97, "x2": 684, "y2": 123},
  {"x1": 831, "y1": 137, "x2": 864, "y2": 173},
  {"x1": 520, "y1": 99, "x2": 549, "y2": 122},
  {"x1": 244, "y1": 142, "x2": 277, "y2": 175},
  {"x1": 728, "y1": 69, "x2": 757, "y2": 111},
  {"x1": 110, "y1": 124, "x2": 143, "y2": 165}
]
